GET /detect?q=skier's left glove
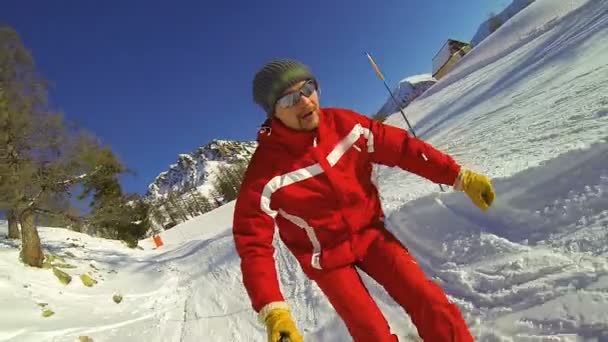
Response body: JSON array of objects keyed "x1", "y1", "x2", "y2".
[
  {"x1": 261, "y1": 305, "x2": 304, "y2": 342},
  {"x1": 454, "y1": 169, "x2": 495, "y2": 211}
]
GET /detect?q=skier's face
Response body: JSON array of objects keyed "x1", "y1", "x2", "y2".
[{"x1": 273, "y1": 80, "x2": 320, "y2": 131}]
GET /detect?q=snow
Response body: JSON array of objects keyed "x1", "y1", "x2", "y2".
[
  {"x1": 471, "y1": 0, "x2": 535, "y2": 46},
  {"x1": 1, "y1": 0, "x2": 608, "y2": 340},
  {"x1": 138, "y1": 201, "x2": 235, "y2": 250},
  {"x1": 400, "y1": 73, "x2": 435, "y2": 85},
  {"x1": 376, "y1": 74, "x2": 437, "y2": 118},
  {"x1": 0, "y1": 226, "x2": 174, "y2": 342}
]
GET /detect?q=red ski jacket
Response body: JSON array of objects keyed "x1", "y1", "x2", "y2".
[{"x1": 233, "y1": 108, "x2": 461, "y2": 314}]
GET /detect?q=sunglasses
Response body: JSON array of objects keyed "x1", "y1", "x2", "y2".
[{"x1": 275, "y1": 79, "x2": 318, "y2": 109}]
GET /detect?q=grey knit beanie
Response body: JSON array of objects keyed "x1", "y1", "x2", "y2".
[{"x1": 252, "y1": 59, "x2": 315, "y2": 115}]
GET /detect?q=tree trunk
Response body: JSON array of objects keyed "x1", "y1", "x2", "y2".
[
  {"x1": 190, "y1": 192, "x2": 204, "y2": 214},
  {"x1": 7, "y1": 209, "x2": 21, "y2": 239},
  {"x1": 163, "y1": 202, "x2": 179, "y2": 225},
  {"x1": 19, "y1": 208, "x2": 44, "y2": 267}
]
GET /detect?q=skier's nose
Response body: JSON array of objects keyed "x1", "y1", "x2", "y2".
[{"x1": 299, "y1": 94, "x2": 314, "y2": 107}]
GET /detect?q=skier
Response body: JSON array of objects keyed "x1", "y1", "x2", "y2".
[{"x1": 233, "y1": 59, "x2": 495, "y2": 342}]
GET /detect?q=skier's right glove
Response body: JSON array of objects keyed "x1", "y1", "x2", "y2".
[
  {"x1": 263, "y1": 306, "x2": 304, "y2": 342},
  {"x1": 454, "y1": 169, "x2": 495, "y2": 211}
]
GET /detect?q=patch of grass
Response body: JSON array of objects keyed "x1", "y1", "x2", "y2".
[
  {"x1": 45, "y1": 254, "x2": 66, "y2": 264},
  {"x1": 52, "y1": 267, "x2": 72, "y2": 285},
  {"x1": 41, "y1": 257, "x2": 53, "y2": 269},
  {"x1": 43, "y1": 254, "x2": 75, "y2": 269},
  {"x1": 42, "y1": 309, "x2": 54, "y2": 317},
  {"x1": 80, "y1": 274, "x2": 98, "y2": 287}
]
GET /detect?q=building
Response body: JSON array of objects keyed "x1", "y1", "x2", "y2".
[{"x1": 432, "y1": 39, "x2": 473, "y2": 80}]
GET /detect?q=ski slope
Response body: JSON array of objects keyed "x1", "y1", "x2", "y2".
[{"x1": 1, "y1": 0, "x2": 607, "y2": 340}]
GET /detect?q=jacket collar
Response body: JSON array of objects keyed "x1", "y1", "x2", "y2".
[{"x1": 257, "y1": 109, "x2": 325, "y2": 157}]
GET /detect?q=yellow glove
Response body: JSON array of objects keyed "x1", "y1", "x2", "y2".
[
  {"x1": 455, "y1": 169, "x2": 495, "y2": 211},
  {"x1": 264, "y1": 307, "x2": 304, "y2": 342}
]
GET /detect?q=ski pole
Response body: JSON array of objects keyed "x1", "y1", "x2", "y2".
[
  {"x1": 365, "y1": 52, "x2": 417, "y2": 136},
  {"x1": 365, "y1": 52, "x2": 446, "y2": 192}
]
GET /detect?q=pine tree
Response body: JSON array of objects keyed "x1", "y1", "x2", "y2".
[
  {"x1": 232, "y1": 160, "x2": 248, "y2": 192},
  {"x1": 148, "y1": 200, "x2": 167, "y2": 234},
  {"x1": 202, "y1": 194, "x2": 213, "y2": 213},
  {"x1": 36, "y1": 192, "x2": 71, "y2": 227},
  {"x1": 64, "y1": 206, "x2": 83, "y2": 232},
  {"x1": 159, "y1": 197, "x2": 179, "y2": 228},
  {"x1": 213, "y1": 166, "x2": 230, "y2": 201},
  {"x1": 192, "y1": 191, "x2": 213, "y2": 213},
  {"x1": 0, "y1": 25, "x2": 98, "y2": 266},
  {"x1": 180, "y1": 194, "x2": 197, "y2": 218},
  {"x1": 167, "y1": 191, "x2": 188, "y2": 222},
  {"x1": 160, "y1": 195, "x2": 179, "y2": 227},
  {"x1": 188, "y1": 190, "x2": 204, "y2": 214},
  {"x1": 79, "y1": 150, "x2": 151, "y2": 246},
  {"x1": 211, "y1": 161, "x2": 249, "y2": 203},
  {"x1": 212, "y1": 164, "x2": 237, "y2": 202},
  {"x1": 0, "y1": 25, "x2": 45, "y2": 258},
  {"x1": 0, "y1": 25, "x2": 148, "y2": 263}
]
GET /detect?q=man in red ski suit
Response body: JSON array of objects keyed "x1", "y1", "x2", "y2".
[{"x1": 233, "y1": 59, "x2": 495, "y2": 342}]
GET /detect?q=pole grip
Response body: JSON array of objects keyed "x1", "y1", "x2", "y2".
[{"x1": 365, "y1": 52, "x2": 385, "y2": 81}]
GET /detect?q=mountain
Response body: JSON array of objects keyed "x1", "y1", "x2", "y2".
[
  {"x1": 471, "y1": 0, "x2": 535, "y2": 45},
  {"x1": 146, "y1": 139, "x2": 257, "y2": 201},
  {"x1": 375, "y1": 74, "x2": 437, "y2": 118}
]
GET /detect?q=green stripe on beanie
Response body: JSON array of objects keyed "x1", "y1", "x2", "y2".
[{"x1": 252, "y1": 59, "x2": 315, "y2": 114}]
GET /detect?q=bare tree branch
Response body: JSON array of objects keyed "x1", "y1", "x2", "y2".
[{"x1": 26, "y1": 166, "x2": 103, "y2": 209}]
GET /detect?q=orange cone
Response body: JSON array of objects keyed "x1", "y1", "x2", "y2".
[{"x1": 153, "y1": 235, "x2": 164, "y2": 248}]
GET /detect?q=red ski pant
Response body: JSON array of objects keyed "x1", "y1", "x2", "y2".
[{"x1": 312, "y1": 230, "x2": 474, "y2": 341}]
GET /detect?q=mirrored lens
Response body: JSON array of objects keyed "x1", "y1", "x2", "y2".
[
  {"x1": 276, "y1": 93, "x2": 298, "y2": 108},
  {"x1": 276, "y1": 80, "x2": 317, "y2": 108},
  {"x1": 300, "y1": 80, "x2": 316, "y2": 97}
]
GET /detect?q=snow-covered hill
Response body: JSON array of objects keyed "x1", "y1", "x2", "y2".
[
  {"x1": 375, "y1": 74, "x2": 436, "y2": 118},
  {"x1": 471, "y1": 0, "x2": 536, "y2": 45},
  {"x1": 1, "y1": 0, "x2": 607, "y2": 340},
  {"x1": 378, "y1": 0, "x2": 537, "y2": 118},
  {"x1": 146, "y1": 139, "x2": 256, "y2": 201}
]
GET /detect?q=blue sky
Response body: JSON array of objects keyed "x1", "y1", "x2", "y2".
[{"x1": 3, "y1": 0, "x2": 508, "y2": 195}]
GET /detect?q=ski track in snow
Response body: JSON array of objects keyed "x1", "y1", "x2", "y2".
[
  {"x1": 385, "y1": 143, "x2": 608, "y2": 340},
  {"x1": 1, "y1": 0, "x2": 608, "y2": 341},
  {"x1": 376, "y1": 0, "x2": 608, "y2": 340}
]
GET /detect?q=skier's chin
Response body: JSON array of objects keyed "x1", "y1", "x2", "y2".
[{"x1": 299, "y1": 110, "x2": 320, "y2": 131}]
